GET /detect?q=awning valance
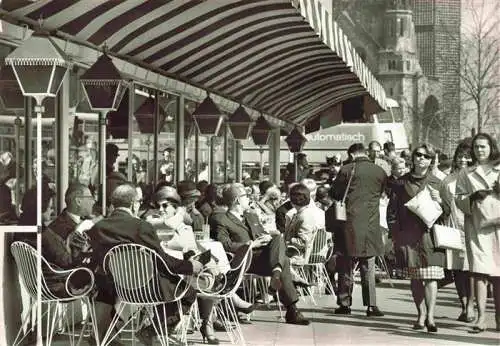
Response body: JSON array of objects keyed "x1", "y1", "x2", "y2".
[{"x1": 1, "y1": 0, "x2": 387, "y2": 127}]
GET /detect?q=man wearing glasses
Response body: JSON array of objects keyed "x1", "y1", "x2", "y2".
[{"x1": 213, "y1": 183, "x2": 310, "y2": 325}]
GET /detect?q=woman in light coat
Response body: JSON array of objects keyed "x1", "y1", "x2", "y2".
[
  {"x1": 440, "y1": 139, "x2": 475, "y2": 322},
  {"x1": 455, "y1": 133, "x2": 500, "y2": 333}
]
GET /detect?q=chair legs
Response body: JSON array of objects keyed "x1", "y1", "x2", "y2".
[
  {"x1": 215, "y1": 298, "x2": 245, "y2": 345},
  {"x1": 12, "y1": 301, "x2": 37, "y2": 346}
]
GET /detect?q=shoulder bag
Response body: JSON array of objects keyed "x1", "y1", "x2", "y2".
[
  {"x1": 432, "y1": 214, "x2": 464, "y2": 251},
  {"x1": 334, "y1": 163, "x2": 355, "y2": 221}
]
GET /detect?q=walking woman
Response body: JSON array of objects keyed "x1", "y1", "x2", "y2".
[
  {"x1": 388, "y1": 143, "x2": 445, "y2": 332},
  {"x1": 455, "y1": 133, "x2": 500, "y2": 333},
  {"x1": 440, "y1": 139, "x2": 475, "y2": 322}
]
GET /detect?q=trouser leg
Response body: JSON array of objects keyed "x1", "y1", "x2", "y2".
[
  {"x1": 360, "y1": 257, "x2": 376, "y2": 307},
  {"x1": 337, "y1": 255, "x2": 353, "y2": 307}
]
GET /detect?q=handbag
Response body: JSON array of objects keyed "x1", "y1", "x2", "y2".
[
  {"x1": 334, "y1": 163, "x2": 355, "y2": 221},
  {"x1": 432, "y1": 216, "x2": 464, "y2": 251}
]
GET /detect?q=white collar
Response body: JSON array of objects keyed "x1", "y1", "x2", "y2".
[{"x1": 65, "y1": 210, "x2": 81, "y2": 224}]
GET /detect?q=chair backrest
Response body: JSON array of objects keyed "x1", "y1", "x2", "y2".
[
  {"x1": 103, "y1": 243, "x2": 188, "y2": 304},
  {"x1": 200, "y1": 244, "x2": 253, "y2": 297},
  {"x1": 306, "y1": 228, "x2": 330, "y2": 264},
  {"x1": 11, "y1": 241, "x2": 62, "y2": 302}
]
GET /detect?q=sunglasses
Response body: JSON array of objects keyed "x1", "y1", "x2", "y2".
[
  {"x1": 414, "y1": 152, "x2": 433, "y2": 160},
  {"x1": 158, "y1": 202, "x2": 171, "y2": 209}
]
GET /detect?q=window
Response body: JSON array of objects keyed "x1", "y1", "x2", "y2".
[
  {"x1": 406, "y1": 60, "x2": 411, "y2": 71},
  {"x1": 400, "y1": 17, "x2": 405, "y2": 37},
  {"x1": 389, "y1": 87, "x2": 394, "y2": 96}
]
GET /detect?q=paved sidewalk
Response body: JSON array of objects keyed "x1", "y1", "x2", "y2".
[{"x1": 50, "y1": 280, "x2": 498, "y2": 345}]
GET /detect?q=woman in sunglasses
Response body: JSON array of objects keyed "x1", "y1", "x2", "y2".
[
  {"x1": 440, "y1": 139, "x2": 475, "y2": 323},
  {"x1": 455, "y1": 133, "x2": 500, "y2": 333},
  {"x1": 388, "y1": 143, "x2": 445, "y2": 333}
]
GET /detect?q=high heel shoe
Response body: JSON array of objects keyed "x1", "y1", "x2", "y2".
[
  {"x1": 200, "y1": 321, "x2": 220, "y2": 345},
  {"x1": 236, "y1": 304, "x2": 255, "y2": 314},
  {"x1": 424, "y1": 318, "x2": 438, "y2": 333}
]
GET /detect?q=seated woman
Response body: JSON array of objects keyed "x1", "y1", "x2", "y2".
[
  {"x1": 144, "y1": 185, "x2": 254, "y2": 342},
  {"x1": 253, "y1": 181, "x2": 282, "y2": 235}
]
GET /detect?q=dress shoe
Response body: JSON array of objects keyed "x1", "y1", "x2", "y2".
[
  {"x1": 334, "y1": 306, "x2": 351, "y2": 315},
  {"x1": 366, "y1": 306, "x2": 384, "y2": 317},
  {"x1": 236, "y1": 304, "x2": 255, "y2": 314},
  {"x1": 425, "y1": 319, "x2": 438, "y2": 333},
  {"x1": 412, "y1": 323, "x2": 425, "y2": 330},
  {"x1": 213, "y1": 319, "x2": 226, "y2": 332},
  {"x1": 285, "y1": 308, "x2": 310, "y2": 325},
  {"x1": 468, "y1": 326, "x2": 485, "y2": 334},
  {"x1": 270, "y1": 269, "x2": 282, "y2": 290},
  {"x1": 457, "y1": 313, "x2": 475, "y2": 323}
]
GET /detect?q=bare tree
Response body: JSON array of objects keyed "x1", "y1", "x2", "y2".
[{"x1": 445, "y1": 0, "x2": 500, "y2": 134}]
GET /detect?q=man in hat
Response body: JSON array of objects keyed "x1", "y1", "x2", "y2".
[{"x1": 176, "y1": 180, "x2": 204, "y2": 233}]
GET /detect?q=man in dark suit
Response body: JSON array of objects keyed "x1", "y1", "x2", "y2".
[
  {"x1": 330, "y1": 143, "x2": 386, "y2": 317},
  {"x1": 212, "y1": 183, "x2": 309, "y2": 325},
  {"x1": 49, "y1": 183, "x2": 96, "y2": 240},
  {"x1": 88, "y1": 183, "x2": 203, "y2": 344}
]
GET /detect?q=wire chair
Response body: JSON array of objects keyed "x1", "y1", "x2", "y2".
[
  {"x1": 197, "y1": 244, "x2": 253, "y2": 345},
  {"x1": 10, "y1": 241, "x2": 98, "y2": 346},
  {"x1": 101, "y1": 243, "x2": 192, "y2": 346},
  {"x1": 288, "y1": 228, "x2": 335, "y2": 304}
]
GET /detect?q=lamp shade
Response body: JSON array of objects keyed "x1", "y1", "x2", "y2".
[
  {"x1": 107, "y1": 92, "x2": 129, "y2": 139},
  {"x1": 0, "y1": 65, "x2": 24, "y2": 110},
  {"x1": 80, "y1": 53, "x2": 127, "y2": 111},
  {"x1": 251, "y1": 115, "x2": 272, "y2": 146},
  {"x1": 192, "y1": 95, "x2": 224, "y2": 136},
  {"x1": 285, "y1": 127, "x2": 308, "y2": 153},
  {"x1": 134, "y1": 97, "x2": 167, "y2": 134},
  {"x1": 5, "y1": 32, "x2": 69, "y2": 100},
  {"x1": 227, "y1": 105, "x2": 253, "y2": 140}
]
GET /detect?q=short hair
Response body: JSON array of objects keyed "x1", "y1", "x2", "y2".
[
  {"x1": 65, "y1": 183, "x2": 90, "y2": 207},
  {"x1": 316, "y1": 185, "x2": 330, "y2": 201},
  {"x1": 300, "y1": 178, "x2": 317, "y2": 194},
  {"x1": 347, "y1": 143, "x2": 365, "y2": 155},
  {"x1": 106, "y1": 143, "x2": 119, "y2": 157},
  {"x1": 368, "y1": 141, "x2": 382, "y2": 150},
  {"x1": 471, "y1": 132, "x2": 500, "y2": 164},
  {"x1": 411, "y1": 143, "x2": 437, "y2": 170},
  {"x1": 289, "y1": 183, "x2": 310, "y2": 207},
  {"x1": 390, "y1": 157, "x2": 406, "y2": 169},
  {"x1": 259, "y1": 180, "x2": 274, "y2": 195},
  {"x1": 222, "y1": 183, "x2": 245, "y2": 208},
  {"x1": 452, "y1": 139, "x2": 473, "y2": 170},
  {"x1": 383, "y1": 141, "x2": 395, "y2": 152},
  {"x1": 110, "y1": 183, "x2": 138, "y2": 208}
]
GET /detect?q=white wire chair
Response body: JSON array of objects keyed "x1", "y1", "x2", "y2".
[
  {"x1": 288, "y1": 228, "x2": 335, "y2": 304},
  {"x1": 101, "y1": 243, "x2": 192, "y2": 346},
  {"x1": 197, "y1": 244, "x2": 253, "y2": 345},
  {"x1": 10, "y1": 241, "x2": 98, "y2": 346}
]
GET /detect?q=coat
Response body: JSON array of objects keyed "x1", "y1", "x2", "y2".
[
  {"x1": 387, "y1": 172, "x2": 445, "y2": 268},
  {"x1": 284, "y1": 203, "x2": 321, "y2": 260},
  {"x1": 455, "y1": 163, "x2": 500, "y2": 276},
  {"x1": 331, "y1": 156, "x2": 387, "y2": 257},
  {"x1": 214, "y1": 210, "x2": 266, "y2": 253},
  {"x1": 48, "y1": 210, "x2": 78, "y2": 241},
  {"x1": 87, "y1": 208, "x2": 194, "y2": 302},
  {"x1": 440, "y1": 172, "x2": 468, "y2": 270}
]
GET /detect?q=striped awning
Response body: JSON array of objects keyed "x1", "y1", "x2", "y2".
[{"x1": 1, "y1": 0, "x2": 387, "y2": 127}]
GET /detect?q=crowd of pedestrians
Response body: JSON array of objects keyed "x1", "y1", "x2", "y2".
[{"x1": 6, "y1": 132, "x2": 500, "y2": 345}]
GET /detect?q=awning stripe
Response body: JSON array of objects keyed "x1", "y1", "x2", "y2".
[{"x1": 0, "y1": 0, "x2": 387, "y2": 126}]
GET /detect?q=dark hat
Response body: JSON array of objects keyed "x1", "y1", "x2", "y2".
[
  {"x1": 155, "y1": 186, "x2": 181, "y2": 204},
  {"x1": 106, "y1": 143, "x2": 119, "y2": 157},
  {"x1": 176, "y1": 180, "x2": 201, "y2": 200},
  {"x1": 259, "y1": 180, "x2": 274, "y2": 195}
]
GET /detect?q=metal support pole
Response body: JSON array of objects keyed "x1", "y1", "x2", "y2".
[
  {"x1": 209, "y1": 137, "x2": 215, "y2": 183},
  {"x1": 194, "y1": 127, "x2": 199, "y2": 183},
  {"x1": 14, "y1": 116, "x2": 21, "y2": 215},
  {"x1": 153, "y1": 90, "x2": 159, "y2": 187},
  {"x1": 99, "y1": 111, "x2": 107, "y2": 216},
  {"x1": 127, "y1": 84, "x2": 134, "y2": 181},
  {"x1": 271, "y1": 129, "x2": 281, "y2": 184},
  {"x1": 176, "y1": 95, "x2": 185, "y2": 182},
  {"x1": 223, "y1": 123, "x2": 229, "y2": 182},
  {"x1": 235, "y1": 140, "x2": 242, "y2": 182},
  {"x1": 294, "y1": 152, "x2": 298, "y2": 182},
  {"x1": 56, "y1": 75, "x2": 69, "y2": 212},
  {"x1": 33, "y1": 96, "x2": 44, "y2": 346},
  {"x1": 24, "y1": 97, "x2": 32, "y2": 190}
]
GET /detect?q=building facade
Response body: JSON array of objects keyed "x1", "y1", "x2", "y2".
[{"x1": 338, "y1": 0, "x2": 461, "y2": 152}]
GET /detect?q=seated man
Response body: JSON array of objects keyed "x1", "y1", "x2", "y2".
[
  {"x1": 87, "y1": 183, "x2": 204, "y2": 345},
  {"x1": 212, "y1": 183, "x2": 309, "y2": 325}
]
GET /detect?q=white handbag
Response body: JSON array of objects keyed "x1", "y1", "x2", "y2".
[
  {"x1": 432, "y1": 216, "x2": 464, "y2": 251},
  {"x1": 334, "y1": 163, "x2": 355, "y2": 221}
]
